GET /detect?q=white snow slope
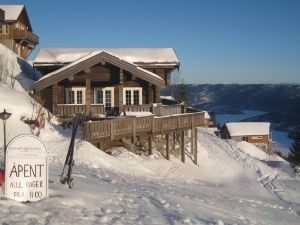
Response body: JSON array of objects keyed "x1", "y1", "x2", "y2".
[{"x1": 0, "y1": 55, "x2": 300, "y2": 224}]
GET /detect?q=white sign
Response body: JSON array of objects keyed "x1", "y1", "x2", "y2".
[{"x1": 5, "y1": 135, "x2": 48, "y2": 202}]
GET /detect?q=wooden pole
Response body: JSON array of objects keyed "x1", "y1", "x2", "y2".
[
  {"x1": 173, "y1": 133, "x2": 176, "y2": 150},
  {"x1": 181, "y1": 131, "x2": 185, "y2": 163},
  {"x1": 191, "y1": 129, "x2": 194, "y2": 156},
  {"x1": 194, "y1": 128, "x2": 198, "y2": 165},
  {"x1": 148, "y1": 136, "x2": 153, "y2": 155},
  {"x1": 166, "y1": 133, "x2": 170, "y2": 160}
]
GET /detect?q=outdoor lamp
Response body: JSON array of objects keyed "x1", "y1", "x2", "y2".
[{"x1": 0, "y1": 109, "x2": 12, "y2": 172}]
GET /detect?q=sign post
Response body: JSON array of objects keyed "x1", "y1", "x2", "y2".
[{"x1": 5, "y1": 135, "x2": 48, "y2": 202}]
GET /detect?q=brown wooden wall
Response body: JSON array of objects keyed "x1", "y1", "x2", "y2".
[
  {"x1": 231, "y1": 135, "x2": 270, "y2": 144},
  {"x1": 37, "y1": 62, "x2": 163, "y2": 114}
]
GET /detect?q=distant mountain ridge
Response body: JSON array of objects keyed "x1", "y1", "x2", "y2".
[{"x1": 162, "y1": 84, "x2": 300, "y2": 128}]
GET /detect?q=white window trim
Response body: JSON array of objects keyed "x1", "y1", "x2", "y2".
[
  {"x1": 94, "y1": 87, "x2": 114, "y2": 107},
  {"x1": 123, "y1": 87, "x2": 143, "y2": 105},
  {"x1": 65, "y1": 87, "x2": 86, "y2": 105}
]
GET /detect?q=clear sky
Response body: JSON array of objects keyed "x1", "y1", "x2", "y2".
[{"x1": 6, "y1": 0, "x2": 300, "y2": 84}]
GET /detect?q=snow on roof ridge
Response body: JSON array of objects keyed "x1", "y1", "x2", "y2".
[
  {"x1": 226, "y1": 122, "x2": 271, "y2": 136},
  {"x1": 34, "y1": 48, "x2": 180, "y2": 65}
]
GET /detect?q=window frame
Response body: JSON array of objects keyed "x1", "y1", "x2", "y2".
[
  {"x1": 123, "y1": 87, "x2": 142, "y2": 105},
  {"x1": 93, "y1": 87, "x2": 114, "y2": 107},
  {"x1": 65, "y1": 87, "x2": 86, "y2": 105}
]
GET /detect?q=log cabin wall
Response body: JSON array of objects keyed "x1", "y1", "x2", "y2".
[
  {"x1": 143, "y1": 68, "x2": 172, "y2": 86},
  {"x1": 39, "y1": 62, "x2": 162, "y2": 114}
]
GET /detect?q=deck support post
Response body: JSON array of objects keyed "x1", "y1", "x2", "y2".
[
  {"x1": 181, "y1": 131, "x2": 185, "y2": 163},
  {"x1": 173, "y1": 133, "x2": 176, "y2": 151},
  {"x1": 194, "y1": 128, "x2": 198, "y2": 165},
  {"x1": 166, "y1": 133, "x2": 170, "y2": 160},
  {"x1": 148, "y1": 136, "x2": 153, "y2": 155},
  {"x1": 191, "y1": 129, "x2": 195, "y2": 156}
]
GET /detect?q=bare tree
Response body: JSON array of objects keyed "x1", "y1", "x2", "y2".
[
  {"x1": 171, "y1": 69, "x2": 182, "y2": 99},
  {"x1": 0, "y1": 54, "x2": 8, "y2": 83},
  {"x1": 9, "y1": 61, "x2": 16, "y2": 89}
]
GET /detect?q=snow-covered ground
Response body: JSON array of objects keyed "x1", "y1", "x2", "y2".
[
  {"x1": 0, "y1": 84, "x2": 299, "y2": 224},
  {"x1": 0, "y1": 49, "x2": 299, "y2": 224}
]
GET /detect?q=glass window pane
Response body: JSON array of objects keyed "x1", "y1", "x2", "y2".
[
  {"x1": 125, "y1": 90, "x2": 131, "y2": 105},
  {"x1": 77, "y1": 91, "x2": 83, "y2": 104},
  {"x1": 96, "y1": 90, "x2": 103, "y2": 104},
  {"x1": 133, "y1": 90, "x2": 139, "y2": 105},
  {"x1": 105, "y1": 90, "x2": 111, "y2": 107},
  {"x1": 68, "y1": 90, "x2": 75, "y2": 104}
]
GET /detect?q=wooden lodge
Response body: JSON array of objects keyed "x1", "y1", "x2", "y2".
[
  {"x1": 0, "y1": 5, "x2": 39, "y2": 59},
  {"x1": 33, "y1": 48, "x2": 205, "y2": 164}
]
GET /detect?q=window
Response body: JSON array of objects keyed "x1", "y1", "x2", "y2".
[
  {"x1": 0, "y1": 25, "x2": 9, "y2": 35},
  {"x1": 123, "y1": 87, "x2": 142, "y2": 105},
  {"x1": 65, "y1": 87, "x2": 85, "y2": 104},
  {"x1": 125, "y1": 90, "x2": 131, "y2": 105},
  {"x1": 94, "y1": 87, "x2": 114, "y2": 107},
  {"x1": 242, "y1": 137, "x2": 249, "y2": 142},
  {"x1": 252, "y1": 136, "x2": 263, "y2": 140}
]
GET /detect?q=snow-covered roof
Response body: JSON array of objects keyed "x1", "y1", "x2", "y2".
[
  {"x1": 226, "y1": 122, "x2": 270, "y2": 136},
  {"x1": 34, "y1": 48, "x2": 180, "y2": 67},
  {"x1": 0, "y1": 5, "x2": 24, "y2": 21},
  {"x1": 202, "y1": 111, "x2": 211, "y2": 119},
  {"x1": 35, "y1": 50, "x2": 165, "y2": 91},
  {"x1": 39, "y1": 50, "x2": 162, "y2": 81}
]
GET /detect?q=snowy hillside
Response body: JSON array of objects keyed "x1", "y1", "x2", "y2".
[
  {"x1": 0, "y1": 82, "x2": 300, "y2": 224},
  {"x1": 0, "y1": 51, "x2": 299, "y2": 224},
  {"x1": 0, "y1": 43, "x2": 41, "y2": 91}
]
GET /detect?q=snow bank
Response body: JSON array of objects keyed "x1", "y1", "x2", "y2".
[{"x1": 0, "y1": 44, "x2": 41, "y2": 91}]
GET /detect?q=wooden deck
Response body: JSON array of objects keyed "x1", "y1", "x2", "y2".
[{"x1": 83, "y1": 112, "x2": 204, "y2": 142}]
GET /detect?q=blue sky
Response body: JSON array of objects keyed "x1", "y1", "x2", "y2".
[{"x1": 8, "y1": 0, "x2": 300, "y2": 84}]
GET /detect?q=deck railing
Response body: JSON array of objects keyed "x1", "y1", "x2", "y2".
[
  {"x1": 57, "y1": 104, "x2": 87, "y2": 116},
  {"x1": 56, "y1": 103, "x2": 184, "y2": 117},
  {"x1": 83, "y1": 112, "x2": 205, "y2": 141},
  {"x1": 0, "y1": 26, "x2": 39, "y2": 44},
  {"x1": 57, "y1": 104, "x2": 105, "y2": 116},
  {"x1": 124, "y1": 104, "x2": 184, "y2": 116}
]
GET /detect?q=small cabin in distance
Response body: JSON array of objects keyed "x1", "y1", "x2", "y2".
[
  {"x1": 220, "y1": 122, "x2": 271, "y2": 150},
  {"x1": 0, "y1": 4, "x2": 39, "y2": 59}
]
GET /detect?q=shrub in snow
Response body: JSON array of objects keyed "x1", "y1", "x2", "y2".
[{"x1": 288, "y1": 130, "x2": 300, "y2": 171}]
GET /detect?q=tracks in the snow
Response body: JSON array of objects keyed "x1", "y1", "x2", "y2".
[{"x1": 197, "y1": 129, "x2": 300, "y2": 215}]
